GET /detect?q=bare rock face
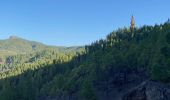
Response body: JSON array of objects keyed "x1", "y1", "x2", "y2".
[
  {"x1": 9, "y1": 36, "x2": 19, "y2": 39},
  {"x1": 122, "y1": 81, "x2": 170, "y2": 100}
]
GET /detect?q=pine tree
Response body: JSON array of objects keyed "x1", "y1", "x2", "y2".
[
  {"x1": 166, "y1": 18, "x2": 170, "y2": 24},
  {"x1": 130, "y1": 15, "x2": 135, "y2": 37}
]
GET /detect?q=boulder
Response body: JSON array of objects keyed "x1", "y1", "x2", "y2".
[{"x1": 122, "y1": 81, "x2": 170, "y2": 100}]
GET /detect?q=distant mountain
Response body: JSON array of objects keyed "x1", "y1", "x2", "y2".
[
  {"x1": 0, "y1": 36, "x2": 84, "y2": 56},
  {"x1": 0, "y1": 36, "x2": 47, "y2": 55}
]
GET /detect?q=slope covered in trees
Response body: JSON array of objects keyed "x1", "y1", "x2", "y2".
[
  {"x1": 0, "y1": 22, "x2": 170, "y2": 100},
  {"x1": 0, "y1": 36, "x2": 84, "y2": 56},
  {"x1": 0, "y1": 36, "x2": 84, "y2": 72}
]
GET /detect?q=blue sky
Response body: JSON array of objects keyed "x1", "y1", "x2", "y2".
[{"x1": 0, "y1": 0, "x2": 170, "y2": 46}]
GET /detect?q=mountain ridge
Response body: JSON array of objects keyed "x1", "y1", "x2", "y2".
[{"x1": 0, "y1": 36, "x2": 84, "y2": 56}]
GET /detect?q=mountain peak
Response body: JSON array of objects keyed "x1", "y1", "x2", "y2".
[{"x1": 9, "y1": 36, "x2": 20, "y2": 40}]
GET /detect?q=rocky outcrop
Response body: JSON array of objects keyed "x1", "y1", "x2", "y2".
[{"x1": 122, "y1": 81, "x2": 170, "y2": 100}]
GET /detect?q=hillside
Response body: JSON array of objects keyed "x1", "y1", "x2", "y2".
[
  {"x1": 0, "y1": 36, "x2": 84, "y2": 56},
  {"x1": 0, "y1": 22, "x2": 170, "y2": 100},
  {"x1": 0, "y1": 36, "x2": 47, "y2": 55},
  {"x1": 0, "y1": 36, "x2": 84, "y2": 73}
]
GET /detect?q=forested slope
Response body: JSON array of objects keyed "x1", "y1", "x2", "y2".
[
  {"x1": 0, "y1": 36, "x2": 84, "y2": 72},
  {"x1": 0, "y1": 36, "x2": 84, "y2": 55},
  {"x1": 1, "y1": 22, "x2": 170, "y2": 100}
]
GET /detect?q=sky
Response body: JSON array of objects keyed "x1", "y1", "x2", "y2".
[{"x1": 0, "y1": 0, "x2": 170, "y2": 46}]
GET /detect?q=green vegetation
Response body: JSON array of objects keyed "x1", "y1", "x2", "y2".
[
  {"x1": 0, "y1": 36, "x2": 84, "y2": 56},
  {"x1": 0, "y1": 22, "x2": 170, "y2": 100}
]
